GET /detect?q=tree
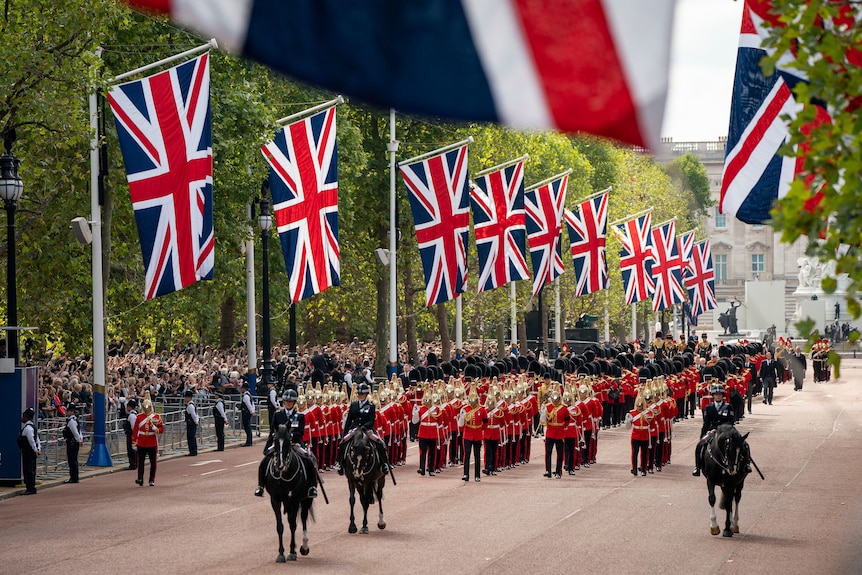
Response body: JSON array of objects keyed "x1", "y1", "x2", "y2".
[{"x1": 761, "y1": 0, "x2": 862, "y2": 330}]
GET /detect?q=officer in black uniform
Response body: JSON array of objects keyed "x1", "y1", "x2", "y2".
[
  {"x1": 63, "y1": 403, "x2": 84, "y2": 483},
  {"x1": 692, "y1": 384, "x2": 735, "y2": 476},
  {"x1": 337, "y1": 382, "x2": 389, "y2": 476},
  {"x1": 184, "y1": 389, "x2": 199, "y2": 456},
  {"x1": 255, "y1": 389, "x2": 318, "y2": 498},
  {"x1": 213, "y1": 389, "x2": 228, "y2": 451}
]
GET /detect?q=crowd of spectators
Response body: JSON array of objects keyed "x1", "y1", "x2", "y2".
[{"x1": 28, "y1": 336, "x2": 518, "y2": 421}]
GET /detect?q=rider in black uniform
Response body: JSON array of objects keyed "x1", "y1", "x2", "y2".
[
  {"x1": 336, "y1": 382, "x2": 390, "y2": 476},
  {"x1": 255, "y1": 389, "x2": 318, "y2": 498},
  {"x1": 692, "y1": 383, "x2": 735, "y2": 477}
]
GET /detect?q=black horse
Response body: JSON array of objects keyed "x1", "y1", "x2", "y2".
[
  {"x1": 698, "y1": 423, "x2": 751, "y2": 537},
  {"x1": 341, "y1": 430, "x2": 388, "y2": 534},
  {"x1": 265, "y1": 425, "x2": 315, "y2": 562}
]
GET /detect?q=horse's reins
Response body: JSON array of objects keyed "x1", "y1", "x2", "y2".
[
  {"x1": 706, "y1": 436, "x2": 743, "y2": 476},
  {"x1": 270, "y1": 436, "x2": 302, "y2": 483},
  {"x1": 346, "y1": 438, "x2": 378, "y2": 481}
]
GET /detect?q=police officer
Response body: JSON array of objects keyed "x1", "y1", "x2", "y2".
[
  {"x1": 266, "y1": 379, "x2": 279, "y2": 430},
  {"x1": 692, "y1": 384, "x2": 735, "y2": 476},
  {"x1": 63, "y1": 403, "x2": 84, "y2": 483},
  {"x1": 184, "y1": 389, "x2": 199, "y2": 456},
  {"x1": 240, "y1": 382, "x2": 255, "y2": 446},
  {"x1": 124, "y1": 399, "x2": 138, "y2": 470},
  {"x1": 255, "y1": 389, "x2": 318, "y2": 498},
  {"x1": 213, "y1": 389, "x2": 228, "y2": 451},
  {"x1": 19, "y1": 407, "x2": 41, "y2": 495}
]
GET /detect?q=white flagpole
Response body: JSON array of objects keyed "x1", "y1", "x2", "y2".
[
  {"x1": 85, "y1": 48, "x2": 111, "y2": 467},
  {"x1": 398, "y1": 137, "x2": 473, "y2": 167},
  {"x1": 246, "y1": 202, "x2": 258, "y2": 389},
  {"x1": 111, "y1": 39, "x2": 217, "y2": 83},
  {"x1": 510, "y1": 282, "x2": 517, "y2": 346},
  {"x1": 554, "y1": 278, "x2": 561, "y2": 355},
  {"x1": 604, "y1": 291, "x2": 610, "y2": 343},
  {"x1": 276, "y1": 95, "x2": 345, "y2": 127},
  {"x1": 388, "y1": 109, "x2": 399, "y2": 377},
  {"x1": 525, "y1": 169, "x2": 573, "y2": 192},
  {"x1": 474, "y1": 154, "x2": 529, "y2": 178},
  {"x1": 456, "y1": 295, "x2": 463, "y2": 352}
]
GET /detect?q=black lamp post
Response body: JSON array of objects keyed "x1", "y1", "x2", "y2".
[
  {"x1": 0, "y1": 131, "x2": 23, "y2": 366},
  {"x1": 258, "y1": 183, "x2": 274, "y2": 390}
]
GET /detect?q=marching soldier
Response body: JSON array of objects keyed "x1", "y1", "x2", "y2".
[
  {"x1": 458, "y1": 390, "x2": 487, "y2": 482},
  {"x1": 413, "y1": 392, "x2": 441, "y2": 476},
  {"x1": 625, "y1": 391, "x2": 653, "y2": 476},
  {"x1": 132, "y1": 391, "x2": 164, "y2": 487},
  {"x1": 540, "y1": 389, "x2": 570, "y2": 478}
]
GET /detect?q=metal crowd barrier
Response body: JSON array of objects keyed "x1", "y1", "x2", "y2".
[{"x1": 34, "y1": 395, "x2": 270, "y2": 476}]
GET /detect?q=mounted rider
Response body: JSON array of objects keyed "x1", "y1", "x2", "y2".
[
  {"x1": 255, "y1": 389, "x2": 319, "y2": 499},
  {"x1": 692, "y1": 383, "x2": 750, "y2": 476},
  {"x1": 337, "y1": 382, "x2": 390, "y2": 476}
]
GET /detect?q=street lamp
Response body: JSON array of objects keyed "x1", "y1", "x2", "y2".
[
  {"x1": 0, "y1": 130, "x2": 24, "y2": 365},
  {"x1": 258, "y1": 182, "x2": 274, "y2": 390}
]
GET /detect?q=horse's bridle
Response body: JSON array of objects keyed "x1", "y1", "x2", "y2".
[
  {"x1": 345, "y1": 435, "x2": 378, "y2": 481},
  {"x1": 707, "y1": 434, "x2": 743, "y2": 476},
  {"x1": 270, "y1": 434, "x2": 302, "y2": 483}
]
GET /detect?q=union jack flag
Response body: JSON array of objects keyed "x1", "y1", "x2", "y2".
[
  {"x1": 684, "y1": 239, "x2": 717, "y2": 320},
  {"x1": 401, "y1": 144, "x2": 470, "y2": 306},
  {"x1": 261, "y1": 107, "x2": 340, "y2": 303},
  {"x1": 650, "y1": 220, "x2": 686, "y2": 313},
  {"x1": 679, "y1": 230, "x2": 695, "y2": 269},
  {"x1": 564, "y1": 190, "x2": 609, "y2": 297},
  {"x1": 613, "y1": 212, "x2": 654, "y2": 305},
  {"x1": 108, "y1": 53, "x2": 214, "y2": 300},
  {"x1": 469, "y1": 160, "x2": 529, "y2": 293},
  {"x1": 525, "y1": 174, "x2": 567, "y2": 297}
]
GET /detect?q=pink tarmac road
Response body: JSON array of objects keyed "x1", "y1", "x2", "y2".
[{"x1": 2, "y1": 360, "x2": 862, "y2": 575}]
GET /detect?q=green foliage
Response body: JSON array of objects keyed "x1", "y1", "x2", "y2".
[{"x1": 760, "y1": 0, "x2": 862, "y2": 320}]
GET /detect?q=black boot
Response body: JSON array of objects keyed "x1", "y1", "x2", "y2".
[
  {"x1": 254, "y1": 486, "x2": 264, "y2": 497},
  {"x1": 692, "y1": 467, "x2": 700, "y2": 477}
]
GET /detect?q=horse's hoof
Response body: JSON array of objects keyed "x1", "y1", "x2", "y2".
[
  {"x1": 348, "y1": 524, "x2": 358, "y2": 534},
  {"x1": 378, "y1": 521, "x2": 386, "y2": 530},
  {"x1": 300, "y1": 545, "x2": 309, "y2": 556},
  {"x1": 723, "y1": 530, "x2": 733, "y2": 538},
  {"x1": 276, "y1": 555, "x2": 286, "y2": 563},
  {"x1": 710, "y1": 526, "x2": 721, "y2": 536},
  {"x1": 360, "y1": 526, "x2": 369, "y2": 534},
  {"x1": 287, "y1": 553, "x2": 297, "y2": 561},
  {"x1": 732, "y1": 525, "x2": 740, "y2": 534}
]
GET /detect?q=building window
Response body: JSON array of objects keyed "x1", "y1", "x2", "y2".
[
  {"x1": 751, "y1": 253, "x2": 765, "y2": 274},
  {"x1": 714, "y1": 207, "x2": 726, "y2": 229},
  {"x1": 714, "y1": 254, "x2": 727, "y2": 281}
]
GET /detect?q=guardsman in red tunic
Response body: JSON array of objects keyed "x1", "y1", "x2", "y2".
[
  {"x1": 412, "y1": 393, "x2": 441, "y2": 476},
  {"x1": 646, "y1": 388, "x2": 661, "y2": 473},
  {"x1": 132, "y1": 391, "x2": 164, "y2": 487},
  {"x1": 459, "y1": 391, "x2": 487, "y2": 482},
  {"x1": 483, "y1": 394, "x2": 505, "y2": 476},
  {"x1": 562, "y1": 391, "x2": 582, "y2": 476},
  {"x1": 541, "y1": 389, "x2": 570, "y2": 478},
  {"x1": 626, "y1": 393, "x2": 653, "y2": 476}
]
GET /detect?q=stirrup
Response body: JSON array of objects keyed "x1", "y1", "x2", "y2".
[
  {"x1": 254, "y1": 486, "x2": 264, "y2": 497},
  {"x1": 307, "y1": 486, "x2": 318, "y2": 498}
]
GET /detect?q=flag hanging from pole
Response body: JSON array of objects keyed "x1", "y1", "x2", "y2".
[
  {"x1": 564, "y1": 190, "x2": 609, "y2": 297},
  {"x1": 121, "y1": 0, "x2": 676, "y2": 149},
  {"x1": 401, "y1": 144, "x2": 471, "y2": 306},
  {"x1": 470, "y1": 160, "x2": 529, "y2": 293},
  {"x1": 649, "y1": 220, "x2": 685, "y2": 313},
  {"x1": 107, "y1": 52, "x2": 214, "y2": 300},
  {"x1": 261, "y1": 107, "x2": 340, "y2": 303},
  {"x1": 525, "y1": 174, "x2": 568, "y2": 297},
  {"x1": 684, "y1": 239, "x2": 717, "y2": 320},
  {"x1": 613, "y1": 212, "x2": 654, "y2": 305}
]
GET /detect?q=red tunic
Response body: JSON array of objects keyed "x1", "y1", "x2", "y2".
[
  {"x1": 461, "y1": 406, "x2": 488, "y2": 442},
  {"x1": 415, "y1": 405, "x2": 440, "y2": 440},
  {"x1": 544, "y1": 404, "x2": 571, "y2": 440},
  {"x1": 628, "y1": 408, "x2": 651, "y2": 442},
  {"x1": 132, "y1": 411, "x2": 163, "y2": 448}
]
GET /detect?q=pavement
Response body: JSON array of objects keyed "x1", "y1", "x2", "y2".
[{"x1": 2, "y1": 360, "x2": 861, "y2": 575}]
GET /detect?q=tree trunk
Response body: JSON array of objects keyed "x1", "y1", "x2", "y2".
[
  {"x1": 219, "y1": 296, "x2": 236, "y2": 349},
  {"x1": 497, "y1": 323, "x2": 506, "y2": 360},
  {"x1": 436, "y1": 303, "x2": 451, "y2": 364},
  {"x1": 403, "y1": 255, "x2": 419, "y2": 365},
  {"x1": 518, "y1": 319, "x2": 528, "y2": 358}
]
